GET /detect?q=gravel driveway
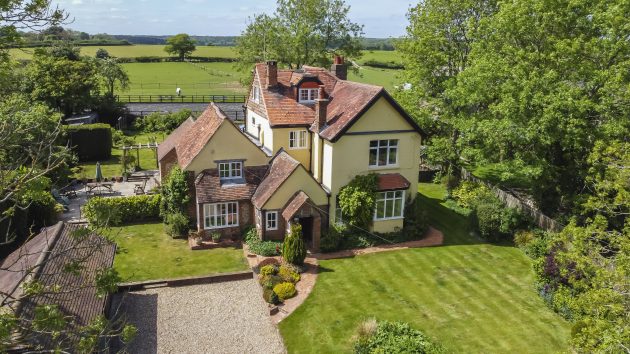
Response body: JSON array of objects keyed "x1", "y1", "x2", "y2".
[{"x1": 115, "y1": 279, "x2": 285, "y2": 354}]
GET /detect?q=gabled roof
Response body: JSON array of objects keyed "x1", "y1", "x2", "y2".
[
  {"x1": 251, "y1": 150, "x2": 300, "y2": 209},
  {"x1": 281, "y1": 191, "x2": 311, "y2": 220},
  {"x1": 195, "y1": 166, "x2": 268, "y2": 203},
  {"x1": 157, "y1": 117, "x2": 194, "y2": 161},
  {"x1": 176, "y1": 103, "x2": 227, "y2": 169},
  {"x1": 249, "y1": 63, "x2": 425, "y2": 140}
]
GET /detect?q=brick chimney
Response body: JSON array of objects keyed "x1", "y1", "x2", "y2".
[
  {"x1": 314, "y1": 85, "x2": 329, "y2": 131},
  {"x1": 330, "y1": 55, "x2": 347, "y2": 80},
  {"x1": 266, "y1": 60, "x2": 278, "y2": 88}
]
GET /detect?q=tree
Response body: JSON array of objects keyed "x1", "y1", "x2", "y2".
[
  {"x1": 98, "y1": 58, "x2": 129, "y2": 98},
  {"x1": 95, "y1": 48, "x2": 109, "y2": 59},
  {"x1": 164, "y1": 33, "x2": 196, "y2": 61},
  {"x1": 396, "y1": 0, "x2": 497, "y2": 174},
  {"x1": 282, "y1": 223, "x2": 307, "y2": 266},
  {"x1": 24, "y1": 45, "x2": 100, "y2": 116},
  {"x1": 160, "y1": 167, "x2": 190, "y2": 217},
  {"x1": 236, "y1": 0, "x2": 364, "y2": 69}
]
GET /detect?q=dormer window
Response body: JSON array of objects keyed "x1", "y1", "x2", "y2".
[
  {"x1": 252, "y1": 86, "x2": 260, "y2": 103},
  {"x1": 299, "y1": 88, "x2": 318, "y2": 103},
  {"x1": 218, "y1": 161, "x2": 243, "y2": 180}
]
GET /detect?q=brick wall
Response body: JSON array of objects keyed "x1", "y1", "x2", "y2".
[{"x1": 159, "y1": 150, "x2": 178, "y2": 180}]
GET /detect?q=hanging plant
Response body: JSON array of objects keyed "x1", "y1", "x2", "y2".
[{"x1": 338, "y1": 173, "x2": 379, "y2": 229}]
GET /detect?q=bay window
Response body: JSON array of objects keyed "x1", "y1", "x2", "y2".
[
  {"x1": 374, "y1": 191, "x2": 405, "y2": 220},
  {"x1": 204, "y1": 202, "x2": 239, "y2": 229}
]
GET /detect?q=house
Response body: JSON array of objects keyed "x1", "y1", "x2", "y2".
[
  {"x1": 0, "y1": 222, "x2": 116, "y2": 350},
  {"x1": 158, "y1": 56, "x2": 424, "y2": 250}
]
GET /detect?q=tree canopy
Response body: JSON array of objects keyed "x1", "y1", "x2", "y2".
[
  {"x1": 236, "y1": 0, "x2": 364, "y2": 69},
  {"x1": 164, "y1": 33, "x2": 196, "y2": 60}
]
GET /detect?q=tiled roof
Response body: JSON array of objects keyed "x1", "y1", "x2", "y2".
[
  {"x1": 281, "y1": 191, "x2": 310, "y2": 220},
  {"x1": 377, "y1": 173, "x2": 411, "y2": 191},
  {"x1": 249, "y1": 63, "x2": 420, "y2": 142},
  {"x1": 1, "y1": 222, "x2": 116, "y2": 349},
  {"x1": 251, "y1": 150, "x2": 300, "y2": 209},
  {"x1": 157, "y1": 117, "x2": 194, "y2": 160},
  {"x1": 176, "y1": 103, "x2": 227, "y2": 169},
  {"x1": 195, "y1": 166, "x2": 268, "y2": 203}
]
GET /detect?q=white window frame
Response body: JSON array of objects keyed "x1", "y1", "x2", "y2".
[
  {"x1": 266, "y1": 211, "x2": 278, "y2": 230},
  {"x1": 252, "y1": 86, "x2": 260, "y2": 103},
  {"x1": 204, "y1": 202, "x2": 239, "y2": 229},
  {"x1": 218, "y1": 161, "x2": 243, "y2": 180},
  {"x1": 289, "y1": 130, "x2": 308, "y2": 149},
  {"x1": 374, "y1": 190, "x2": 405, "y2": 221},
  {"x1": 369, "y1": 139, "x2": 399, "y2": 168},
  {"x1": 298, "y1": 88, "x2": 318, "y2": 103}
]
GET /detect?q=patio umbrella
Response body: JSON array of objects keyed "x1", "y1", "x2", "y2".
[{"x1": 95, "y1": 162, "x2": 103, "y2": 182}]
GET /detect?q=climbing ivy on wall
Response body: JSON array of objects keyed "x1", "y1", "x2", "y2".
[{"x1": 338, "y1": 173, "x2": 379, "y2": 229}]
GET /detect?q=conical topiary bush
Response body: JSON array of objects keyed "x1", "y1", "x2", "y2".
[{"x1": 282, "y1": 223, "x2": 307, "y2": 266}]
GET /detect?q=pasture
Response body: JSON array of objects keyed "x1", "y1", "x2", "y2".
[{"x1": 9, "y1": 44, "x2": 236, "y2": 60}]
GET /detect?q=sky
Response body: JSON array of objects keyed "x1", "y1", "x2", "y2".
[{"x1": 53, "y1": 0, "x2": 415, "y2": 38}]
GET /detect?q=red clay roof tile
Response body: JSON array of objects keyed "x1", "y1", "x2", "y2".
[
  {"x1": 377, "y1": 173, "x2": 411, "y2": 191},
  {"x1": 251, "y1": 151, "x2": 300, "y2": 209},
  {"x1": 195, "y1": 166, "x2": 268, "y2": 203}
]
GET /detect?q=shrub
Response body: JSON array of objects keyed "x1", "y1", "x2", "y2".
[
  {"x1": 164, "y1": 212, "x2": 189, "y2": 238},
  {"x1": 160, "y1": 167, "x2": 189, "y2": 217},
  {"x1": 338, "y1": 174, "x2": 379, "y2": 228},
  {"x1": 260, "y1": 265, "x2": 278, "y2": 276},
  {"x1": 282, "y1": 224, "x2": 307, "y2": 265},
  {"x1": 262, "y1": 288, "x2": 279, "y2": 305},
  {"x1": 65, "y1": 123, "x2": 112, "y2": 161},
  {"x1": 256, "y1": 257, "x2": 280, "y2": 269},
  {"x1": 451, "y1": 181, "x2": 492, "y2": 209},
  {"x1": 243, "y1": 225, "x2": 282, "y2": 256},
  {"x1": 353, "y1": 320, "x2": 444, "y2": 354},
  {"x1": 134, "y1": 110, "x2": 192, "y2": 134},
  {"x1": 211, "y1": 232, "x2": 221, "y2": 243},
  {"x1": 278, "y1": 265, "x2": 300, "y2": 283},
  {"x1": 320, "y1": 226, "x2": 342, "y2": 252},
  {"x1": 514, "y1": 229, "x2": 536, "y2": 248},
  {"x1": 82, "y1": 195, "x2": 161, "y2": 226},
  {"x1": 362, "y1": 60, "x2": 404, "y2": 70},
  {"x1": 403, "y1": 197, "x2": 429, "y2": 238},
  {"x1": 259, "y1": 274, "x2": 283, "y2": 290},
  {"x1": 273, "y1": 282, "x2": 297, "y2": 301}
]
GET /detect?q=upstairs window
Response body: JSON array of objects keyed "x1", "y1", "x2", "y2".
[
  {"x1": 252, "y1": 86, "x2": 260, "y2": 103},
  {"x1": 218, "y1": 161, "x2": 243, "y2": 180},
  {"x1": 298, "y1": 88, "x2": 318, "y2": 103},
  {"x1": 369, "y1": 139, "x2": 398, "y2": 167},
  {"x1": 289, "y1": 130, "x2": 307, "y2": 149},
  {"x1": 266, "y1": 211, "x2": 278, "y2": 230},
  {"x1": 374, "y1": 191, "x2": 405, "y2": 220}
]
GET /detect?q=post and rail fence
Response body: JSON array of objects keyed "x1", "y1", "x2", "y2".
[{"x1": 114, "y1": 94, "x2": 247, "y2": 104}]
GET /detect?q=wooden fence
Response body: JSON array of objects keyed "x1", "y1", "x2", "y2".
[
  {"x1": 461, "y1": 168, "x2": 563, "y2": 232},
  {"x1": 115, "y1": 94, "x2": 247, "y2": 103}
]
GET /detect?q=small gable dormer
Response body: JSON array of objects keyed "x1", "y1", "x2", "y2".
[{"x1": 294, "y1": 74, "x2": 323, "y2": 104}]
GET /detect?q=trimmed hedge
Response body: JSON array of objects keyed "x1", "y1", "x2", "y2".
[
  {"x1": 65, "y1": 123, "x2": 112, "y2": 161},
  {"x1": 115, "y1": 56, "x2": 237, "y2": 63},
  {"x1": 82, "y1": 195, "x2": 161, "y2": 226}
]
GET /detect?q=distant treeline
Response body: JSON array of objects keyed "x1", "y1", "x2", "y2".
[
  {"x1": 110, "y1": 35, "x2": 398, "y2": 50},
  {"x1": 8, "y1": 39, "x2": 130, "y2": 48},
  {"x1": 115, "y1": 56, "x2": 237, "y2": 63}
]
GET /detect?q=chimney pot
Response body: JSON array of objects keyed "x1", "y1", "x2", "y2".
[
  {"x1": 334, "y1": 55, "x2": 344, "y2": 65},
  {"x1": 266, "y1": 60, "x2": 278, "y2": 88},
  {"x1": 330, "y1": 56, "x2": 347, "y2": 80}
]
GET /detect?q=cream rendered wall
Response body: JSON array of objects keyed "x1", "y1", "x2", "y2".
[
  {"x1": 272, "y1": 128, "x2": 311, "y2": 171},
  {"x1": 263, "y1": 166, "x2": 328, "y2": 210},
  {"x1": 322, "y1": 141, "x2": 334, "y2": 189},
  {"x1": 185, "y1": 121, "x2": 270, "y2": 174},
  {"x1": 311, "y1": 134, "x2": 321, "y2": 181},
  {"x1": 246, "y1": 109, "x2": 273, "y2": 151},
  {"x1": 325, "y1": 97, "x2": 422, "y2": 231}
]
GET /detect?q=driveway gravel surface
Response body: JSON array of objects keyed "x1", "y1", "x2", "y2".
[{"x1": 116, "y1": 279, "x2": 285, "y2": 354}]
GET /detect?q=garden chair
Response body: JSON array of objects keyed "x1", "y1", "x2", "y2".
[{"x1": 134, "y1": 179, "x2": 147, "y2": 195}]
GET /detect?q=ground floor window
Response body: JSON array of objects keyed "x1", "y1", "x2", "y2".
[
  {"x1": 374, "y1": 191, "x2": 405, "y2": 220},
  {"x1": 266, "y1": 211, "x2": 278, "y2": 230},
  {"x1": 204, "y1": 202, "x2": 239, "y2": 229}
]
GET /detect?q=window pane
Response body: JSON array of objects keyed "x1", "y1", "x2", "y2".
[
  {"x1": 376, "y1": 200, "x2": 385, "y2": 219},
  {"x1": 393, "y1": 198, "x2": 403, "y2": 217},
  {"x1": 378, "y1": 147, "x2": 388, "y2": 165},
  {"x1": 389, "y1": 140, "x2": 398, "y2": 146},
  {"x1": 370, "y1": 140, "x2": 378, "y2": 148},
  {"x1": 388, "y1": 147, "x2": 397, "y2": 164},
  {"x1": 385, "y1": 199, "x2": 394, "y2": 217},
  {"x1": 369, "y1": 148, "x2": 377, "y2": 166}
]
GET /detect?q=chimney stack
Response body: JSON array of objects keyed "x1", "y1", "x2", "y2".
[
  {"x1": 266, "y1": 60, "x2": 277, "y2": 88},
  {"x1": 314, "y1": 85, "x2": 329, "y2": 132},
  {"x1": 331, "y1": 55, "x2": 347, "y2": 80}
]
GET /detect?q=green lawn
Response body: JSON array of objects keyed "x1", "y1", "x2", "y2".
[
  {"x1": 279, "y1": 183, "x2": 570, "y2": 353},
  {"x1": 358, "y1": 50, "x2": 403, "y2": 66},
  {"x1": 348, "y1": 66, "x2": 401, "y2": 92},
  {"x1": 73, "y1": 131, "x2": 166, "y2": 179},
  {"x1": 9, "y1": 45, "x2": 237, "y2": 60},
  {"x1": 108, "y1": 222, "x2": 248, "y2": 282}
]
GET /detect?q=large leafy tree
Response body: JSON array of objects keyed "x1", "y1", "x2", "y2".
[
  {"x1": 98, "y1": 58, "x2": 129, "y2": 98},
  {"x1": 236, "y1": 0, "x2": 364, "y2": 69},
  {"x1": 24, "y1": 44, "x2": 100, "y2": 116},
  {"x1": 164, "y1": 33, "x2": 196, "y2": 61}
]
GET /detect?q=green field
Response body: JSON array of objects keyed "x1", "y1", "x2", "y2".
[
  {"x1": 279, "y1": 183, "x2": 570, "y2": 353},
  {"x1": 358, "y1": 50, "x2": 403, "y2": 65},
  {"x1": 109, "y1": 222, "x2": 248, "y2": 282},
  {"x1": 9, "y1": 44, "x2": 236, "y2": 60},
  {"x1": 119, "y1": 62, "x2": 246, "y2": 96},
  {"x1": 348, "y1": 67, "x2": 401, "y2": 92}
]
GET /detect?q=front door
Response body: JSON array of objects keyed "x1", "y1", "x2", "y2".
[{"x1": 298, "y1": 217, "x2": 313, "y2": 246}]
